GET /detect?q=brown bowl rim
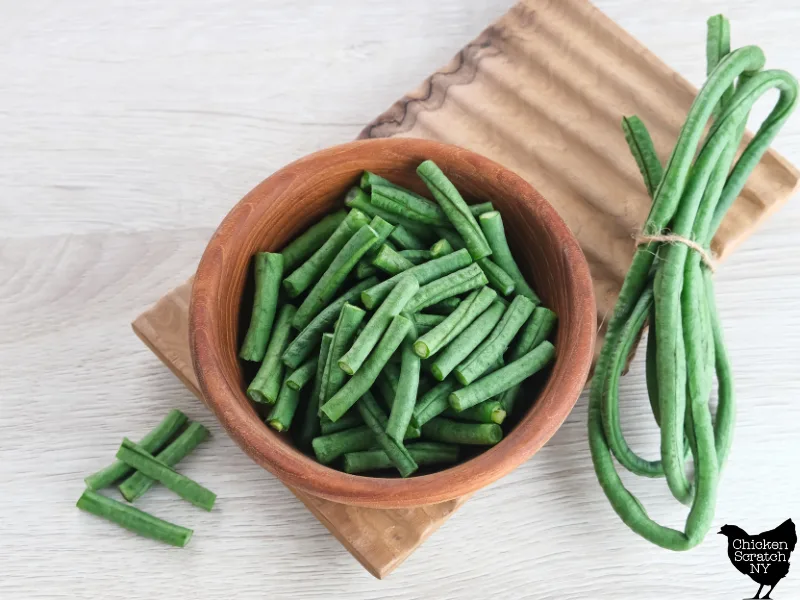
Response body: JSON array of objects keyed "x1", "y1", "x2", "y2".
[{"x1": 190, "y1": 138, "x2": 596, "y2": 508}]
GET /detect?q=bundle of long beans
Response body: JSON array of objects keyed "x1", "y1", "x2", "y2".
[{"x1": 589, "y1": 15, "x2": 798, "y2": 551}]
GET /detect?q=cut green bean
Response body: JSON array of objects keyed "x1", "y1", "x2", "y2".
[
  {"x1": 478, "y1": 211, "x2": 540, "y2": 303},
  {"x1": 371, "y1": 183, "x2": 449, "y2": 226},
  {"x1": 267, "y1": 376, "x2": 303, "y2": 432},
  {"x1": 414, "y1": 287, "x2": 497, "y2": 359},
  {"x1": 323, "y1": 303, "x2": 367, "y2": 401},
  {"x1": 361, "y1": 248, "x2": 472, "y2": 309},
  {"x1": 76, "y1": 489, "x2": 193, "y2": 548},
  {"x1": 357, "y1": 393, "x2": 418, "y2": 477},
  {"x1": 386, "y1": 321, "x2": 420, "y2": 443},
  {"x1": 321, "y1": 314, "x2": 412, "y2": 421},
  {"x1": 430, "y1": 301, "x2": 505, "y2": 381},
  {"x1": 469, "y1": 202, "x2": 495, "y2": 217},
  {"x1": 450, "y1": 341, "x2": 555, "y2": 411},
  {"x1": 455, "y1": 294, "x2": 535, "y2": 385},
  {"x1": 297, "y1": 333, "x2": 333, "y2": 447},
  {"x1": 405, "y1": 263, "x2": 487, "y2": 313},
  {"x1": 116, "y1": 439, "x2": 216, "y2": 511},
  {"x1": 344, "y1": 187, "x2": 434, "y2": 242},
  {"x1": 372, "y1": 244, "x2": 416, "y2": 275},
  {"x1": 282, "y1": 277, "x2": 378, "y2": 369},
  {"x1": 360, "y1": 171, "x2": 397, "y2": 190},
  {"x1": 434, "y1": 227, "x2": 465, "y2": 251},
  {"x1": 281, "y1": 210, "x2": 347, "y2": 271},
  {"x1": 477, "y1": 258, "x2": 516, "y2": 296},
  {"x1": 85, "y1": 410, "x2": 188, "y2": 491},
  {"x1": 248, "y1": 304, "x2": 296, "y2": 404},
  {"x1": 239, "y1": 252, "x2": 284, "y2": 361},
  {"x1": 339, "y1": 276, "x2": 419, "y2": 375},
  {"x1": 320, "y1": 410, "x2": 364, "y2": 434},
  {"x1": 293, "y1": 224, "x2": 379, "y2": 330},
  {"x1": 430, "y1": 238, "x2": 454, "y2": 258},
  {"x1": 373, "y1": 365, "x2": 420, "y2": 437},
  {"x1": 119, "y1": 422, "x2": 210, "y2": 503},
  {"x1": 414, "y1": 313, "x2": 447, "y2": 334},
  {"x1": 389, "y1": 225, "x2": 429, "y2": 250},
  {"x1": 311, "y1": 426, "x2": 375, "y2": 465},
  {"x1": 283, "y1": 208, "x2": 370, "y2": 298},
  {"x1": 285, "y1": 356, "x2": 318, "y2": 391},
  {"x1": 343, "y1": 442, "x2": 459, "y2": 474},
  {"x1": 444, "y1": 400, "x2": 507, "y2": 424},
  {"x1": 399, "y1": 249, "x2": 432, "y2": 263},
  {"x1": 356, "y1": 260, "x2": 379, "y2": 280},
  {"x1": 413, "y1": 380, "x2": 458, "y2": 426},
  {"x1": 422, "y1": 418, "x2": 502, "y2": 446},
  {"x1": 427, "y1": 297, "x2": 461, "y2": 315},
  {"x1": 417, "y1": 160, "x2": 492, "y2": 260},
  {"x1": 498, "y1": 306, "x2": 557, "y2": 414}
]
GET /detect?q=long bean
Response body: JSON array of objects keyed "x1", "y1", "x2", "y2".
[
  {"x1": 282, "y1": 277, "x2": 378, "y2": 369},
  {"x1": 469, "y1": 202, "x2": 494, "y2": 217},
  {"x1": 622, "y1": 116, "x2": 663, "y2": 198},
  {"x1": 404, "y1": 263, "x2": 487, "y2": 313},
  {"x1": 589, "y1": 22, "x2": 798, "y2": 550},
  {"x1": 450, "y1": 341, "x2": 555, "y2": 411},
  {"x1": 116, "y1": 439, "x2": 216, "y2": 511},
  {"x1": 455, "y1": 294, "x2": 535, "y2": 385},
  {"x1": 248, "y1": 304, "x2": 296, "y2": 404},
  {"x1": 297, "y1": 333, "x2": 333, "y2": 447},
  {"x1": 76, "y1": 489, "x2": 193, "y2": 548},
  {"x1": 478, "y1": 211, "x2": 540, "y2": 303},
  {"x1": 360, "y1": 171, "x2": 396, "y2": 190},
  {"x1": 357, "y1": 392, "x2": 418, "y2": 477},
  {"x1": 118, "y1": 422, "x2": 210, "y2": 502},
  {"x1": 417, "y1": 160, "x2": 492, "y2": 260},
  {"x1": 414, "y1": 287, "x2": 497, "y2": 358},
  {"x1": 283, "y1": 208, "x2": 370, "y2": 297},
  {"x1": 422, "y1": 418, "x2": 502, "y2": 446},
  {"x1": 321, "y1": 314, "x2": 412, "y2": 421},
  {"x1": 339, "y1": 276, "x2": 418, "y2": 375},
  {"x1": 386, "y1": 321, "x2": 421, "y2": 443},
  {"x1": 281, "y1": 210, "x2": 347, "y2": 271},
  {"x1": 430, "y1": 301, "x2": 505, "y2": 381},
  {"x1": 293, "y1": 223, "x2": 379, "y2": 330},
  {"x1": 343, "y1": 442, "x2": 459, "y2": 474},
  {"x1": 239, "y1": 252, "x2": 284, "y2": 361},
  {"x1": 361, "y1": 248, "x2": 472, "y2": 309},
  {"x1": 85, "y1": 410, "x2": 188, "y2": 491}
]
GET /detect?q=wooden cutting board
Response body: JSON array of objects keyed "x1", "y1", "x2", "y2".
[{"x1": 132, "y1": 0, "x2": 798, "y2": 579}]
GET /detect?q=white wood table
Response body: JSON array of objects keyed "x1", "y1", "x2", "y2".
[{"x1": 2, "y1": 1, "x2": 799, "y2": 597}]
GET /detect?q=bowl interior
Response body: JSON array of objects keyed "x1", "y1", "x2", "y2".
[{"x1": 191, "y1": 138, "x2": 595, "y2": 507}]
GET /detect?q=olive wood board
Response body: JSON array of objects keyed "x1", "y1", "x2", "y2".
[{"x1": 132, "y1": 0, "x2": 798, "y2": 579}]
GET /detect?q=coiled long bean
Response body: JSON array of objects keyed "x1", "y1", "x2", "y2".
[{"x1": 589, "y1": 17, "x2": 798, "y2": 551}]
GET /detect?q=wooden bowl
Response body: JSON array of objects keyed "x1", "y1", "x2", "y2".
[{"x1": 190, "y1": 138, "x2": 595, "y2": 508}]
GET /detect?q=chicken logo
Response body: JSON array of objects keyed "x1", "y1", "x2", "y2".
[{"x1": 718, "y1": 519, "x2": 796, "y2": 598}]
